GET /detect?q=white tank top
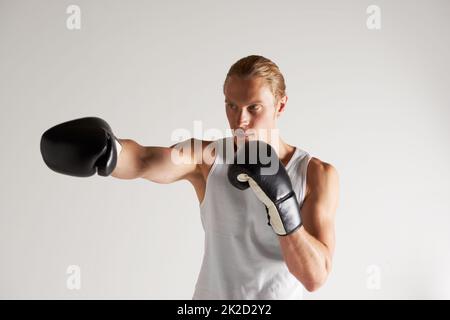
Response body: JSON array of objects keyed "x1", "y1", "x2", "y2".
[{"x1": 193, "y1": 137, "x2": 312, "y2": 300}]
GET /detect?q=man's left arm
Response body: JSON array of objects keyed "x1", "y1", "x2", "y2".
[{"x1": 278, "y1": 158, "x2": 339, "y2": 292}]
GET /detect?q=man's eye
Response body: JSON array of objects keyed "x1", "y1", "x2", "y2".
[
  {"x1": 249, "y1": 105, "x2": 261, "y2": 111},
  {"x1": 227, "y1": 104, "x2": 236, "y2": 109}
]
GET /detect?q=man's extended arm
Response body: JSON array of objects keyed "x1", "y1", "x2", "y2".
[{"x1": 40, "y1": 117, "x2": 204, "y2": 184}]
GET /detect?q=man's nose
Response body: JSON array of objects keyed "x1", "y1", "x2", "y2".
[{"x1": 237, "y1": 109, "x2": 250, "y2": 127}]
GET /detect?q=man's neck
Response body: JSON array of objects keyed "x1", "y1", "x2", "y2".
[{"x1": 274, "y1": 139, "x2": 295, "y2": 167}]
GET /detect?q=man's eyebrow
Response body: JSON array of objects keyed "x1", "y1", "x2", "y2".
[{"x1": 224, "y1": 99, "x2": 263, "y2": 105}]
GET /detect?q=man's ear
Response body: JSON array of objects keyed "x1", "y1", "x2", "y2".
[{"x1": 276, "y1": 96, "x2": 288, "y2": 117}]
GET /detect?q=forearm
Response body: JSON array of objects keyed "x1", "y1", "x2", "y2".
[{"x1": 278, "y1": 226, "x2": 331, "y2": 292}]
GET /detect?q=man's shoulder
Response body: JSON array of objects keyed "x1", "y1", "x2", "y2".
[
  {"x1": 194, "y1": 138, "x2": 223, "y2": 173},
  {"x1": 308, "y1": 157, "x2": 337, "y2": 175},
  {"x1": 305, "y1": 157, "x2": 339, "y2": 197},
  {"x1": 196, "y1": 137, "x2": 233, "y2": 160}
]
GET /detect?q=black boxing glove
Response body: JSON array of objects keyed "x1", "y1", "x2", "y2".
[
  {"x1": 227, "y1": 140, "x2": 302, "y2": 236},
  {"x1": 40, "y1": 117, "x2": 121, "y2": 177}
]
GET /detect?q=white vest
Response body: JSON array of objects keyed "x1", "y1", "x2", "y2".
[{"x1": 193, "y1": 137, "x2": 312, "y2": 299}]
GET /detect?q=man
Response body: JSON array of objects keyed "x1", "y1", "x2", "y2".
[{"x1": 40, "y1": 55, "x2": 339, "y2": 299}]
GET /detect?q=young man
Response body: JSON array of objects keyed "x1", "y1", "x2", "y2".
[{"x1": 40, "y1": 55, "x2": 339, "y2": 299}]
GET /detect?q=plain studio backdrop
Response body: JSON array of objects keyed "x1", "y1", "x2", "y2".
[{"x1": 1, "y1": 0, "x2": 449, "y2": 299}]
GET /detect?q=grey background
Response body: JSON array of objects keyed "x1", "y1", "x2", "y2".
[{"x1": 1, "y1": 0, "x2": 449, "y2": 299}]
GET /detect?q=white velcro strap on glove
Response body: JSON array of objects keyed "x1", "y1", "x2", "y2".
[{"x1": 246, "y1": 176, "x2": 288, "y2": 235}]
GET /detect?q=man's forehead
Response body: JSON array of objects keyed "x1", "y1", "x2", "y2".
[
  {"x1": 226, "y1": 76, "x2": 267, "y2": 91},
  {"x1": 224, "y1": 77, "x2": 273, "y2": 104}
]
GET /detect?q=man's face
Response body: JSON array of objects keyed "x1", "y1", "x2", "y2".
[{"x1": 224, "y1": 76, "x2": 286, "y2": 143}]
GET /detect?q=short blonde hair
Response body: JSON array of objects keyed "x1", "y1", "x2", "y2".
[{"x1": 223, "y1": 55, "x2": 286, "y2": 102}]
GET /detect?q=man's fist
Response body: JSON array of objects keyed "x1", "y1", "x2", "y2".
[
  {"x1": 227, "y1": 140, "x2": 302, "y2": 236},
  {"x1": 40, "y1": 117, "x2": 120, "y2": 177}
]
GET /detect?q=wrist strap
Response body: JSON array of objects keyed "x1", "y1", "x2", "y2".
[{"x1": 114, "y1": 137, "x2": 122, "y2": 155}]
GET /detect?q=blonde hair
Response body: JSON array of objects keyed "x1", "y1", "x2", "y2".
[{"x1": 223, "y1": 55, "x2": 286, "y2": 102}]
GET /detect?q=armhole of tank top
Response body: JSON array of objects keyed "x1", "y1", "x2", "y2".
[
  {"x1": 300, "y1": 154, "x2": 312, "y2": 208},
  {"x1": 199, "y1": 141, "x2": 221, "y2": 209}
]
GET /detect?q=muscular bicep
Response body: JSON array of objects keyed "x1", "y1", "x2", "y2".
[
  {"x1": 112, "y1": 138, "x2": 202, "y2": 183},
  {"x1": 140, "y1": 138, "x2": 203, "y2": 184},
  {"x1": 300, "y1": 158, "x2": 340, "y2": 255}
]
